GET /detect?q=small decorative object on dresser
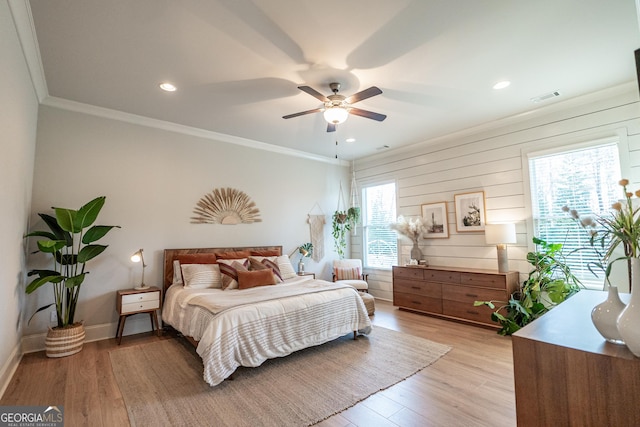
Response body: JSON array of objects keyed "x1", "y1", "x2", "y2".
[
  {"x1": 393, "y1": 265, "x2": 518, "y2": 327},
  {"x1": 389, "y1": 215, "x2": 427, "y2": 262},
  {"x1": 116, "y1": 286, "x2": 162, "y2": 345}
]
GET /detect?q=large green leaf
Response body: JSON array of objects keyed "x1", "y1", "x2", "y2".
[
  {"x1": 38, "y1": 213, "x2": 72, "y2": 245},
  {"x1": 77, "y1": 244, "x2": 107, "y2": 263},
  {"x1": 27, "y1": 269, "x2": 62, "y2": 279},
  {"x1": 37, "y1": 240, "x2": 66, "y2": 253},
  {"x1": 27, "y1": 303, "x2": 55, "y2": 325},
  {"x1": 24, "y1": 230, "x2": 57, "y2": 240},
  {"x1": 74, "y1": 196, "x2": 106, "y2": 230},
  {"x1": 55, "y1": 207, "x2": 78, "y2": 233},
  {"x1": 82, "y1": 225, "x2": 119, "y2": 244},
  {"x1": 64, "y1": 273, "x2": 86, "y2": 289},
  {"x1": 26, "y1": 274, "x2": 63, "y2": 293}
]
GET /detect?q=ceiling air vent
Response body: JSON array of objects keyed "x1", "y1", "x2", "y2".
[
  {"x1": 530, "y1": 91, "x2": 561, "y2": 103},
  {"x1": 376, "y1": 145, "x2": 390, "y2": 151}
]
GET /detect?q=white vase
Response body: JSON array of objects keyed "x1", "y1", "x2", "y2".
[
  {"x1": 591, "y1": 284, "x2": 626, "y2": 344},
  {"x1": 617, "y1": 258, "x2": 640, "y2": 356}
]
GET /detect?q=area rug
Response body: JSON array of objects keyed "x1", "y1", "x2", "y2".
[{"x1": 109, "y1": 326, "x2": 451, "y2": 427}]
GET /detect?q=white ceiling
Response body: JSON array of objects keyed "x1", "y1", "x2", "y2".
[{"x1": 27, "y1": 0, "x2": 640, "y2": 160}]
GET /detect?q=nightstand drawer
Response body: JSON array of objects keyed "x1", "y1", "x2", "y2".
[
  {"x1": 121, "y1": 299, "x2": 160, "y2": 314},
  {"x1": 121, "y1": 291, "x2": 159, "y2": 305}
]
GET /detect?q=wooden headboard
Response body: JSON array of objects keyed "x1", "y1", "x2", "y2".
[{"x1": 162, "y1": 246, "x2": 283, "y2": 292}]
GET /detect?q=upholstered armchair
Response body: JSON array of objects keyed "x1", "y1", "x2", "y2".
[{"x1": 332, "y1": 259, "x2": 368, "y2": 292}]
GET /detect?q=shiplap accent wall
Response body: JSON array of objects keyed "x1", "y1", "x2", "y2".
[{"x1": 353, "y1": 84, "x2": 640, "y2": 301}]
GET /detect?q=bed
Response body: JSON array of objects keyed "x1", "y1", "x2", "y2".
[{"x1": 161, "y1": 246, "x2": 372, "y2": 386}]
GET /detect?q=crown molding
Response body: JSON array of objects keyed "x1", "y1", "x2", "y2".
[
  {"x1": 41, "y1": 96, "x2": 348, "y2": 166},
  {"x1": 357, "y1": 81, "x2": 638, "y2": 165},
  {"x1": 8, "y1": 0, "x2": 47, "y2": 102}
]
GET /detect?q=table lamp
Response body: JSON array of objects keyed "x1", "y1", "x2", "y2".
[
  {"x1": 130, "y1": 248, "x2": 148, "y2": 290},
  {"x1": 485, "y1": 223, "x2": 516, "y2": 273}
]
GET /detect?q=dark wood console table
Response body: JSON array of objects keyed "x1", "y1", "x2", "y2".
[{"x1": 512, "y1": 290, "x2": 640, "y2": 426}]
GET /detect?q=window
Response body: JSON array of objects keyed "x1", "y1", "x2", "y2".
[
  {"x1": 362, "y1": 182, "x2": 397, "y2": 268},
  {"x1": 528, "y1": 140, "x2": 622, "y2": 288}
]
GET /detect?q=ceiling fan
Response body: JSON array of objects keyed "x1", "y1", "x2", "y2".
[{"x1": 282, "y1": 82, "x2": 386, "y2": 132}]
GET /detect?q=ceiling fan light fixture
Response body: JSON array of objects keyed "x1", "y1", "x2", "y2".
[{"x1": 323, "y1": 106, "x2": 349, "y2": 124}]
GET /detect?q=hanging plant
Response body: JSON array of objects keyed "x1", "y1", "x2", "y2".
[{"x1": 332, "y1": 211, "x2": 352, "y2": 259}]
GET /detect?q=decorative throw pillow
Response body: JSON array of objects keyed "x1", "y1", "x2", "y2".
[
  {"x1": 173, "y1": 254, "x2": 217, "y2": 284},
  {"x1": 180, "y1": 264, "x2": 222, "y2": 289},
  {"x1": 237, "y1": 269, "x2": 276, "y2": 289},
  {"x1": 334, "y1": 266, "x2": 361, "y2": 281},
  {"x1": 215, "y1": 250, "x2": 251, "y2": 260},
  {"x1": 249, "y1": 257, "x2": 283, "y2": 283},
  {"x1": 218, "y1": 259, "x2": 249, "y2": 290},
  {"x1": 276, "y1": 255, "x2": 297, "y2": 280},
  {"x1": 172, "y1": 260, "x2": 183, "y2": 285}
]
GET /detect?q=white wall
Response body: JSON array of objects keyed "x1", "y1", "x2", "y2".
[
  {"x1": 0, "y1": 0, "x2": 39, "y2": 396},
  {"x1": 355, "y1": 84, "x2": 640, "y2": 301},
  {"x1": 24, "y1": 105, "x2": 348, "y2": 345}
]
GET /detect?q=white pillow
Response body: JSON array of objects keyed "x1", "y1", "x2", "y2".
[
  {"x1": 276, "y1": 255, "x2": 297, "y2": 280},
  {"x1": 180, "y1": 264, "x2": 222, "y2": 289},
  {"x1": 172, "y1": 259, "x2": 183, "y2": 285}
]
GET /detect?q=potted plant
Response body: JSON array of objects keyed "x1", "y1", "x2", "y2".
[
  {"x1": 475, "y1": 237, "x2": 581, "y2": 335},
  {"x1": 25, "y1": 196, "x2": 119, "y2": 357},
  {"x1": 332, "y1": 208, "x2": 360, "y2": 259}
]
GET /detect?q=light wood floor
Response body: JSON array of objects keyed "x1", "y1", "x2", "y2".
[{"x1": 1, "y1": 300, "x2": 516, "y2": 427}]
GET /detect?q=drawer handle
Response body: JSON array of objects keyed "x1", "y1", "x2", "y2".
[
  {"x1": 411, "y1": 300, "x2": 422, "y2": 305},
  {"x1": 467, "y1": 310, "x2": 480, "y2": 315},
  {"x1": 411, "y1": 286, "x2": 421, "y2": 290},
  {"x1": 465, "y1": 293, "x2": 478, "y2": 298}
]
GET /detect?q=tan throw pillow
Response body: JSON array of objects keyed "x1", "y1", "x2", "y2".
[
  {"x1": 218, "y1": 259, "x2": 249, "y2": 290},
  {"x1": 334, "y1": 266, "x2": 361, "y2": 281},
  {"x1": 237, "y1": 269, "x2": 276, "y2": 289}
]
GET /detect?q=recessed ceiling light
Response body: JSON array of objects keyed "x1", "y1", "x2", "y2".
[
  {"x1": 346, "y1": 138, "x2": 356, "y2": 143},
  {"x1": 493, "y1": 81, "x2": 511, "y2": 90},
  {"x1": 159, "y1": 82, "x2": 177, "y2": 92}
]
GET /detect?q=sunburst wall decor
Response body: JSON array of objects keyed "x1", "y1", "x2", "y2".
[{"x1": 191, "y1": 187, "x2": 262, "y2": 224}]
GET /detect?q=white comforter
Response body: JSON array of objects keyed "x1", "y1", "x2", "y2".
[{"x1": 162, "y1": 277, "x2": 372, "y2": 386}]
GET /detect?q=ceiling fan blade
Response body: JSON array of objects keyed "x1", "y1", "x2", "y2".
[
  {"x1": 282, "y1": 108, "x2": 323, "y2": 119},
  {"x1": 298, "y1": 86, "x2": 329, "y2": 102},
  {"x1": 349, "y1": 107, "x2": 387, "y2": 122},
  {"x1": 327, "y1": 123, "x2": 336, "y2": 133},
  {"x1": 346, "y1": 86, "x2": 382, "y2": 104}
]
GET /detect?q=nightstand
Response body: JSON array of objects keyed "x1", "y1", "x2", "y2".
[{"x1": 116, "y1": 286, "x2": 162, "y2": 344}]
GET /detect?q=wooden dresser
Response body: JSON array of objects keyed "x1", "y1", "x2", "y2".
[
  {"x1": 392, "y1": 265, "x2": 519, "y2": 327},
  {"x1": 512, "y1": 290, "x2": 640, "y2": 426}
]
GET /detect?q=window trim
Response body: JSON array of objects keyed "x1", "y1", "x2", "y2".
[
  {"x1": 361, "y1": 179, "x2": 398, "y2": 270},
  {"x1": 522, "y1": 130, "x2": 628, "y2": 289}
]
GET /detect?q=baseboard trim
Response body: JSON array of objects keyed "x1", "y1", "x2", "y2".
[{"x1": 0, "y1": 343, "x2": 22, "y2": 400}]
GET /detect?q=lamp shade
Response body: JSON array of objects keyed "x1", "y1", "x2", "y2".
[
  {"x1": 323, "y1": 106, "x2": 349, "y2": 124},
  {"x1": 485, "y1": 223, "x2": 516, "y2": 244}
]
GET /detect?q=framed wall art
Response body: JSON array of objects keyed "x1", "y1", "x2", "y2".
[
  {"x1": 454, "y1": 191, "x2": 486, "y2": 232},
  {"x1": 421, "y1": 202, "x2": 449, "y2": 238}
]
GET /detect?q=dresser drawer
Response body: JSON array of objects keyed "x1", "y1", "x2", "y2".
[
  {"x1": 393, "y1": 267, "x2": 425, "y2": 280},
  {"x1": 443, "y1": 285, "x2": 505, "y2": 304},
  {"x1": 394, "y1": 292, "x2": 442, "y2": 313},
  {"x1": 394, "y1": 279, "x2": 442, "y2": 298},
  {"x1": 460, "y1": 272, "x2": 506, "y2": 289},
  {"x1": 424, "y1": 270, "x2": 460, "y2": 284},
  {"x1": 442, "y1": 299, "x2": 495, "y2": 324},
  {"x1": 121, "y1": 299, "x2": 160, "y2": 314}
]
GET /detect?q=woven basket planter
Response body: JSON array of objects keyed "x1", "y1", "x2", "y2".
[{"x1": 45, "y1": 322, "x2": 85, "y2": 358}]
